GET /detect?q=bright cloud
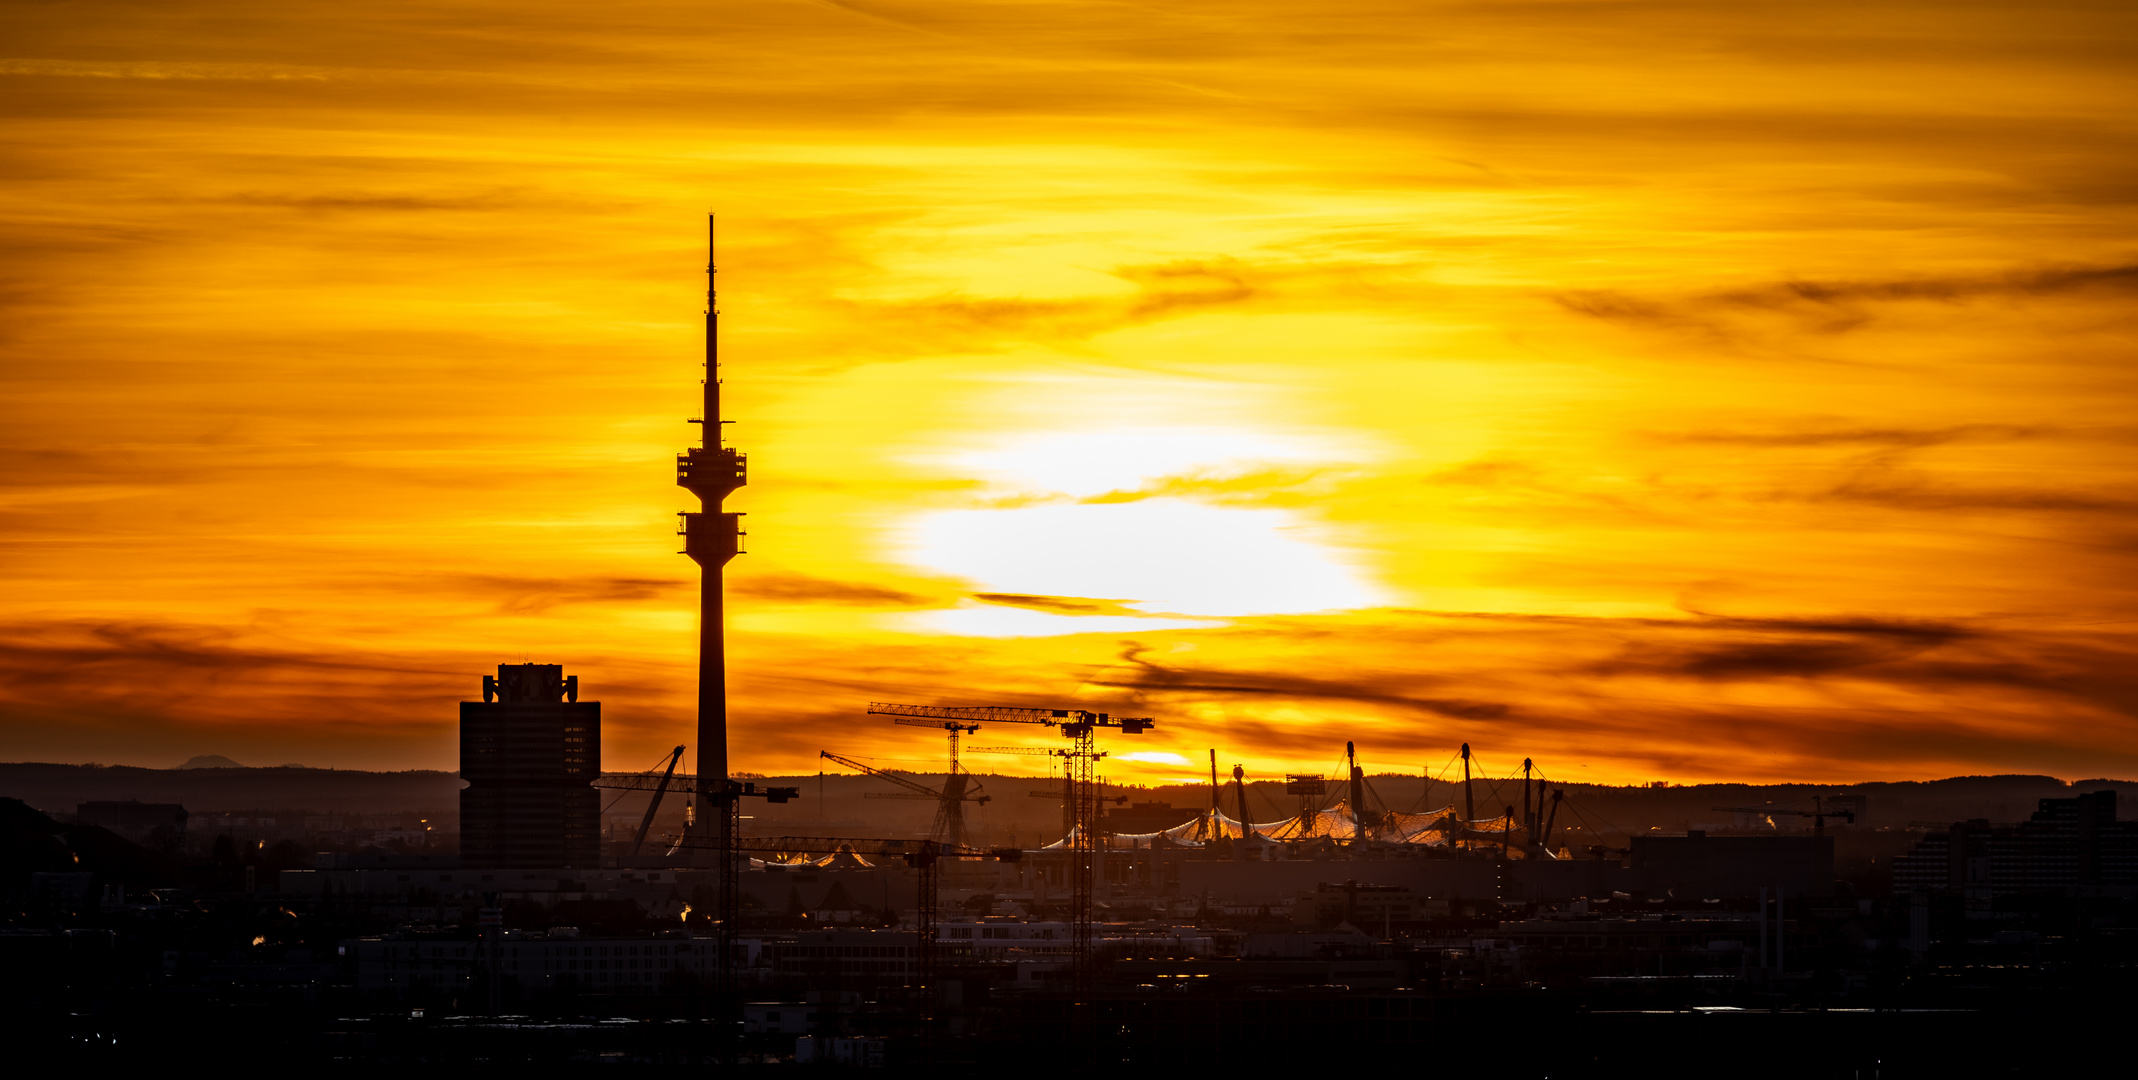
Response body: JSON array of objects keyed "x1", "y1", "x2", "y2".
[
  {"x1": 901, "y1": 498, "x2": 1385, "y2": 621},
  {"x1": 934, "y1": 426, "x2": 1357, "y2": 499}
]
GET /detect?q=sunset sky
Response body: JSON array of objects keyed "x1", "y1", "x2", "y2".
[{"x1": 4, "y1": 1, "x2": 2136, "y2": 785}]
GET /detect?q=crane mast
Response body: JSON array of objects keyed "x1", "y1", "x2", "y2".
[
  {"x1": 820, "y1": 749, "x2": 991, "y2": 846},
  {"x1": 891, "y1": 717, "x2": 984, "y2": 848},
  {"x1": 629, "y1": 746, "x2": 686, "y2": 856}
]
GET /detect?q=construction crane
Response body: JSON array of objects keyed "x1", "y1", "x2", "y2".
[
  {"x1": 630, "y1": 746, "x2": 686, "y2": 856},
  {"x1": 1711, "y1": 795, "x2": 1857, "y2": 835},
  {"x1": 594, "y1": 770, "x2": 798, "y2": 986},
  {"x1": 975, "y1": 744, "x2": 1079, "y2": 838},
  {"x1": 969, "y1": 746, "x2": 1124, "y2": 839},
  {"x1": 870, "y1": 702, "x2": 1151, "y2": 997},
  {"x1": 888, "y1": 715, "x2": 987, "y2": 851},
  {"x1": 591, "y1": 747, "x2": 700, "y2": 855},
  {"x1": 819, "y1": 750, "x2": 991, "y2": 847}
]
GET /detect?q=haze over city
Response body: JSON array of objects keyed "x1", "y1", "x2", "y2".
[
  {"x1": 11, "y1": 5, "x2": 2138, "y2": 1074},
  {"x1": 5, "y1": 0, "x2": 2137, "y2": 788}
]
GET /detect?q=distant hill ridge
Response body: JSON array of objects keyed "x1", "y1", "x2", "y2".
[
  {"x1": 1, "y1": 762, "x2": 2130, "y2": 829},
  {"x1": 0, "y1": 762, "x2": 462, "y2": 816},
  {"x1": 178, "y1": 754, "x2": 247, "y2": 770}
]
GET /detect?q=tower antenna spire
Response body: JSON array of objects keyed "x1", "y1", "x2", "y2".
[{"x1": 718, "y1": 210, "x2": 726, "y2": 446}]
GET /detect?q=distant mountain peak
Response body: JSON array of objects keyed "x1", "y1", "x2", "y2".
[{"x1": 177, "y1": 754, "x2": 243, "y2": 770}]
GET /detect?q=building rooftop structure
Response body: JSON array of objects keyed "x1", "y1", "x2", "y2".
[{"x1": 460, "y1": 664, "x2": 601, "y2": 869}]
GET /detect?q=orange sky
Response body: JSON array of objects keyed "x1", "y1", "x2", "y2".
[{"x1": 3, "y1": 0, "x2": 2136, "y2": 785}]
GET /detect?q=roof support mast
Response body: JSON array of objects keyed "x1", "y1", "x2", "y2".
[
  {"x1": 1522, "y1": 757, "x2": 1534, "y2": 855},
  {"x1": 1461, "y1": 743, "x2": 1475, "y2": 827},
  {"x1": 1348, "y1": 741, "x2": 1366, "y2": 846}
]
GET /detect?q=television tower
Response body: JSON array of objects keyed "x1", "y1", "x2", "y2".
[{"x1": 677, "y1": 216, "x2": 747, "y2": 859}]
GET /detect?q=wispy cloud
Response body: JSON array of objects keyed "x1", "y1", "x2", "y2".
[
  {"x1": 1809, "y1": 457, "x2": 2136, "y2": 514},
  {"x1": 1555, "y1": 263, "x2": 2138, "y2": 341},
  {"x1": 0, "y1": 59, "x2": 347, "y2": 81},
  {"x1": 830, "y1": 259, "x2": 1258, "y2": 353},
  {"x1": 731, "y1": 573, "x2": 934, "y2": 607}
]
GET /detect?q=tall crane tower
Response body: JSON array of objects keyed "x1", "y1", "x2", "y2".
[
  {"x1": 819, "y1": 750, "x2": 991, "y2": 848},
  {"x1": 968, "y1": 745, "x2": 1082, "y2": 838},
  {"x1": 889, "y1": 716, "x2": 984, "y2": 850},
  {"x1": 869, "y1": 702, "x2": 1152, "y2": 994}
]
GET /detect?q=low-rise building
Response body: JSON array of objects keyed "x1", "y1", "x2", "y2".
[
  {"x1": 761, "y1": 930, "x2": 918, "y2": 981},
  {"x1": 345, "y1": 930, "x2": 710, "y2": 995}
]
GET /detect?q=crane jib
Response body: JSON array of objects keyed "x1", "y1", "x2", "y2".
[{"x1": 868, "y1": 701, "x2": 1153, "y2": 734}]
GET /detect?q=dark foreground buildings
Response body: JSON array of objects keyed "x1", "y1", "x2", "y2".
[
  {"x1": 7, "y1": 678, "x2": 2134, "y2": 1073},
  {"x1": 9, "y1": 791, "x2": 2138, "y2": 1072},
  {"x1": 459, "y1": 664, "x2": 600, "y2": 869}
]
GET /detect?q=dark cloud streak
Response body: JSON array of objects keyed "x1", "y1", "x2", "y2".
[
  {"x1": 1653, "y1": 424, "x2": 2045, "y2": 449},
  {"x1": 451, "y1": 575, "x2": 686, "y2": 615},
  {"x1": 973, "y1": 593, "x2": 1144, "y2": 616},
  {"x1": 1555, "y1": 262, "x2": 2138, "y2": 341},
  {"x1": 730, "y1": 573, "x2": 933, "y2": 607},
  {"x1": 1094, "y1": 642, "x2": 1514, "y2": 721}
]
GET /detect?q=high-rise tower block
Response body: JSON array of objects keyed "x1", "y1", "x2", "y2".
[{"x1": 460, "y1": 663, "x2": 601, "y2": 868}]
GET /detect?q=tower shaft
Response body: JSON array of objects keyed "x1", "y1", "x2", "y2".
[{"x1": 678, "y1": 215, "x2": 747, "y2": 858}]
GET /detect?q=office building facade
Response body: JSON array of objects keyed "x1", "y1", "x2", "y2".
[{"x1": 460, "y1": 664, "x2": 600, "y2": 868}]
